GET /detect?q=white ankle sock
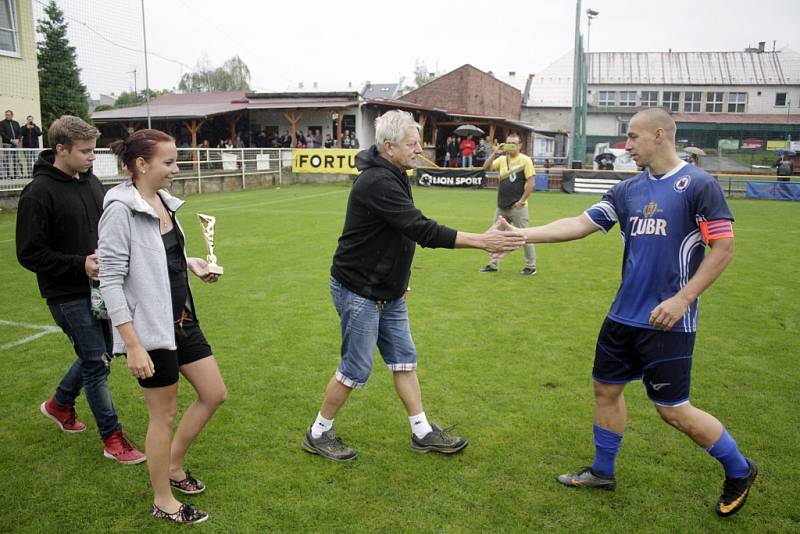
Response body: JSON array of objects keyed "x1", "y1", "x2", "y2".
[
  {"x1": 409, "y1": 412, "x2": 432, "y2": 439},
  {"x1": 311, "y1": 412, "x2": 334, "y2": 439}
]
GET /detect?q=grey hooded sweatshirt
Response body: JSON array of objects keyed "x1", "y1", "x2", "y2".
[{"x1": 98, "y1": 180, "x2": 186, "y2": 354}]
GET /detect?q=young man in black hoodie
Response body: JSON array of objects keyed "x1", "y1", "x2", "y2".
[
  {"x1": 303, "y1": 110, "x2": 525, "y2": 461},
  {"x1": 16, "y1": 115, "x2": 145, "y2": 464}
]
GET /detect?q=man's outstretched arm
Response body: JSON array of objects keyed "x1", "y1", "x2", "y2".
[{"x1": 499, "y1": 213, "x2": 600, "y2": 244}]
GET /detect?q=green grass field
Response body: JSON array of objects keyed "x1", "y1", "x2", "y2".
[{"x1": 1, "y1": 184, "x2": 798, "y2": 533}]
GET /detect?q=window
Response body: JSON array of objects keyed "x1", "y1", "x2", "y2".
[
  {"x1": 728, "y1": 92, "x2": 747, "y2": 113},
  {"x1": 663, "y1": 91, "x2": 680, "y2": 112},
  {"x1": 598, "y1": 91, "x2": 616, "y2": 107},
  {"x1": 775, "y1": 92, "x2": 787, "y2": 107},
  {"x1": 619, "y1": 120, "x2": 629, "y2": 135},
  {"x1": 619, "y1": 91, "x2": 636, "y2": 107},
  {"x1": 641, "y1": 91, "x2": 659, "y2": 107},
  {"x1": 706, "y1": 92, "x2": 724, "y2": 113},
  {"x1": 0, "y1": 0, "x2": 18, "y2": 56},
  {"x1": 684, "y1": 92, "x2": 702, "y2": 113}
]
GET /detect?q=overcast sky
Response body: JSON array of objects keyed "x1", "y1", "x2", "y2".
[{"x1": 37, "y1": 0, "x2": 800, "y2": 98}]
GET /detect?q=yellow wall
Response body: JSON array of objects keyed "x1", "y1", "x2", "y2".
[{"x1": 0, "y1": 1, "x2": 41, "y2": 124}]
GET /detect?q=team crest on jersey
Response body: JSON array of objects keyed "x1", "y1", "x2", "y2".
[
  {"x1": 644, "y1": 201, "x2": 657, "y2": 218},
  {"x1": 674, "y1": 175, "x2": 691, "y2": 192}
]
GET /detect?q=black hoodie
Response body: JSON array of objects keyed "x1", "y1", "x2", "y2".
[
  {"x1": 16, "y1": 150, "x2": 106, "y2": 304},
  {"x1": 330, "y1": 146, "x2": 458, "y2": 301}
]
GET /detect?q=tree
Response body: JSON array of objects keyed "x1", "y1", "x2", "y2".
[
  {"x1": 413, "y1": 59, "x2": 438, "y2": 88},
  {"x1": 396, "y1": 60, "x2": 441, "y2": 96},
  {"x1": 112, "y1": 89, "x2": 171, "y2": 108},
  {"x1": 178, "y1": 54, "x2": 251, "y2": 93},
  {"x1": 37, "y1": 1, "x2": 90, "y2": 135}
]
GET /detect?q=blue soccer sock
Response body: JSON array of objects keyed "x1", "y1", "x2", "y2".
[
  {"x1": 705, "y1": 428, "x2": 750, "y2": 478},
  {"x1": 592, "y1": 424, "x2": 623, "y2": 478}
]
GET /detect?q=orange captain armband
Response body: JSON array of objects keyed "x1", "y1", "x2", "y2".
[{"x1": 699, "y1": 219, "x2": 734, "y2": 244}]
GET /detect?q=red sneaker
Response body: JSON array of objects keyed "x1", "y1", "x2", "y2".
[
  {"x1": 103, "y1": 430, "x2": 147, "y2": 465},
  {"x1": 40, "y1": 397, "x2": 87, "y2": 433}
]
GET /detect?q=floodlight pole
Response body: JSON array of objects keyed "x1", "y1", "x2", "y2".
[
  {"x1": 569, "y1": 0, "x2": 587, "y2": 165},
  {"x1": 141, "y1": 0, "x2": 152, "y2": 128}
]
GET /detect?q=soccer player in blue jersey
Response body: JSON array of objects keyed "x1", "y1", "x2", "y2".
[{"x1": 505, "y1": 108, "x2": 756, "y2": 516}]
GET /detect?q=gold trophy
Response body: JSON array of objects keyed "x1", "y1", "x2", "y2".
[{"x1": 197, "y1": 213, "x2": 224, "y2": 275}]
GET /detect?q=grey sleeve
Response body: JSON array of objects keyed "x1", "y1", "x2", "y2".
[{"x1": 98, "y1": 203, "x2": 133, "y2": 327}]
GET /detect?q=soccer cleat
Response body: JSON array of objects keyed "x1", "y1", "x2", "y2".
[
  {"x1": 519, "y1": 267, "x2": 537, "y2": 276},
  {"x1": 103, "y1": 430, "x2": 147, "y2": 465},
  {"x1": 556, "y1": 467, "x2": 616, "y2": 490},
  {"x1": 479, "y1": 265, "x2": 498, "y2": 273},
  {"x1": 170, "y1": 470, "x2": 205, "y2": 495},
  {"x1": 410, "y1": 423, "x2": 468, "y2": 454},
  {"x1": 152, "y1": 503, "x2": 208, "y2": 524},
  {"x1": 303, "y1": 428, "x2": 357, "y2": 462},
  {"x1": 716, "y1": 459, "x2": 758, "y2": 517},
  {"x1": 40, "y1": 397, "x2": 87, "y2": 433}
]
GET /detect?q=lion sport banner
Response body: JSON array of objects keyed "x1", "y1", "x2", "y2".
[{"x1": 415, "y1": 168, "x2": 485, "y2": 188}]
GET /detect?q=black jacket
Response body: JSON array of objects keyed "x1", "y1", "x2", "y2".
[
  {"x1": 16, "y1": 150, "x2": 106, "y2": 304},
  {"x1": 0, "y1": 118, "x2": 21, "y2": 145},
  {"x1": 331, "y1": 146, "x2": 457, "y2": 300},
  {"x1": 22, "y1": 123, "x2": 42, "y2": 148}
]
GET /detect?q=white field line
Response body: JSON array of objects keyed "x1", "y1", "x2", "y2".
[{"x1": 0, "y1": 319, "x2": 61, "y2": 351}]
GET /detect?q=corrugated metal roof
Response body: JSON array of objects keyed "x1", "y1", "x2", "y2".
[
  {"x1": 526, "y1": 48, "x2": 800, "y2": 108},
  {"x1": 588, "y1": 50, "x2": 799, "y2": 85},
  {"x1": 92, "y1": 91, "x2": 359, "y2": 122},
  {"x1": 92, "y1": 91, "x2": 249, "y2": 121}
]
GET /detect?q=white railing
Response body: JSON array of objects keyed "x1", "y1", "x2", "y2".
[{"x1": 0, "y1": 147, "x2": 292, "y2": 192}]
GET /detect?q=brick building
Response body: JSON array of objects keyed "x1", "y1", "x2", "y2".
[{"x1": 400, "y1": 64, "x2": 522, "y2": 120}]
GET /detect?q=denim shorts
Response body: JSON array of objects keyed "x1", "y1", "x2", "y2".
[
  {"x1": 593, "y1": 317, "x2": 696, "y2": 407},
  {"x1": 330, "y1": 277, "x2": 417, "y2": 388}
]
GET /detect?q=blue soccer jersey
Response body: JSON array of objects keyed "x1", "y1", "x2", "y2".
[{"x1": 584, "y1": 161, "x2": 734, "y2": 332}]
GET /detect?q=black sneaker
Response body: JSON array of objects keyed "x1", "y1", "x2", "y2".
[
  {"x1": 519, "y1": 267, "x2": 537, "y2": 276},
  {"x1": 479, "y1": 265, "x2": 498, "y2": 273},
  {"x1": 410, "y1": 423, "x2": 468, "y2": 454},
  {"x1": 303, "y1": 428, "x2": 357, "y2": 462},
  {"x1": 716, "y1": 459, "x2": 758, "y2": 517},
  {"x1": 556, "y1": 467, "x2": 616, "y2": 490}
]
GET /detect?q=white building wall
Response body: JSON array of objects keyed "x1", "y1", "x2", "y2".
[
  {"x1": 520, "y1": 107, "x2": 571, "y2": 132},
  {"x1": 585, "y1": 85, "x2": 800, "y2": 115}
]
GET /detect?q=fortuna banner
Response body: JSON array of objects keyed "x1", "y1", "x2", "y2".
[
  {"x1": 415, "y1": 168, "x2": 485, "y2": 188},
  {"x1": 292, "y1": 149, "x2": 359, "y2": 174}
]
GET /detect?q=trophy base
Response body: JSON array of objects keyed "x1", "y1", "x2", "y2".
[{"x1": 208, "y1": 263, "x2": 224, "y2": 275}]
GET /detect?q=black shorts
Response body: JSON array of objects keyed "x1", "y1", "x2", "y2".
[
  {"x1": 593, "y1": 317, "x2": 696, "y2": 406},
  {"x1": 138, "y1": 313, "x2": 212, "y2": 389}
]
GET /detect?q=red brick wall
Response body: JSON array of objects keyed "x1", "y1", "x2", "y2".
[{"x1": 400, "y1": 65, "x2": 521, "y2": 119}]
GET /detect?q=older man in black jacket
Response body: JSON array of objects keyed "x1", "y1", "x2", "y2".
[{"x1": 302, "y1": 110, "x2": 525, "y2": 462}]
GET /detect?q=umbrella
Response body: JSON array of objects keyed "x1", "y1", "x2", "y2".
[
  {"x1": 453, "y1": 124, "x2": 485, "y2": 137},
  {"x1": 594, "y1": 152, "x2": 616, "y2": 163},
  {"x1": 685, "y1": 146, "x2": 706, "y2": 156}
]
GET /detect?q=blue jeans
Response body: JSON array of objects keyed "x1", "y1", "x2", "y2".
[
  {"x1": 462, "y1": 154, "x2": 473, "y2": 167},
  {"x1": 48, "y1": 298, "x2": 121, "y2": 439},
  {"x1": 330, "y1": 277, "x2": 417, "y2": 388}
]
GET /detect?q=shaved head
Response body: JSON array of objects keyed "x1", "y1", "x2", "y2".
[
  {"x1": 625, "y1": 107, "x2": 684, "y2": 173},
  {"x1": 631, "y1": 108, "x2": 676, "y2": 144}
]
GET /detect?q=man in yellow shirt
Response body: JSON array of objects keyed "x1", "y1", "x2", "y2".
[{"x1": 480, "y1": 133, "x2": 537, "y2": 275}]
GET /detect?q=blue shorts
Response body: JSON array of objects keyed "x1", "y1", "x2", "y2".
[
  {"x1": 593, "y1": 317, "x2": 696, "y2": 406},
  {"x1": 330, "y1": 277, "x2": 417, "y2": 389}
]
